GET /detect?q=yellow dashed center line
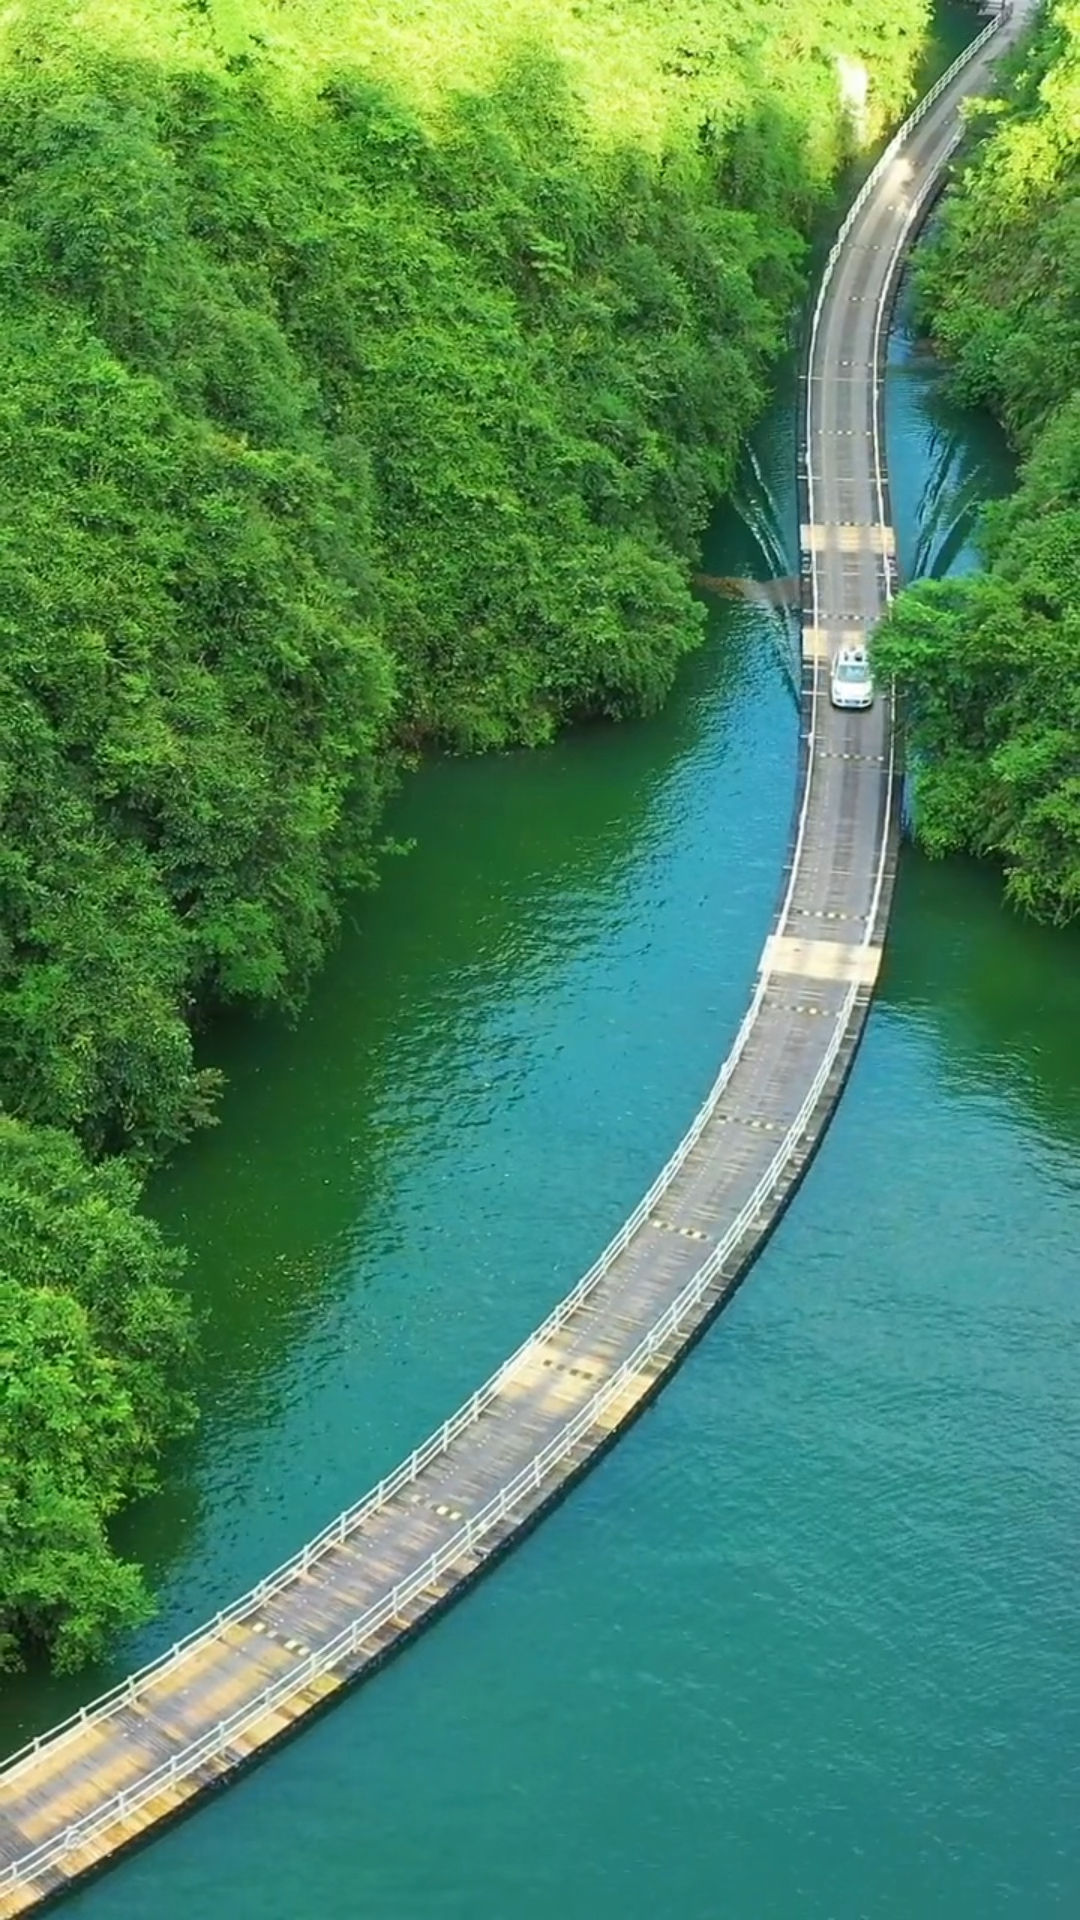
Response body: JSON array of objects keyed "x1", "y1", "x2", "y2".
[{"x1": 650, "y1": 1218, "x2": 710, "y2": 1240}]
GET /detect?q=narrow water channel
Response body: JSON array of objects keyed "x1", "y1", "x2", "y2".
[{"x1": 6, "y1": 15, "x2": 1080, "y2": 1914}]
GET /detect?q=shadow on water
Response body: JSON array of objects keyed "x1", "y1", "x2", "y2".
[{"x1": 882, "y1": 851, "x2": 1080, "y2": 1157}]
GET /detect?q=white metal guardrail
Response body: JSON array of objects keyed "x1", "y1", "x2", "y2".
[
  {"x1": 817, "y1": 9, "x2": 1002, "y2": 300},
  {"x1": 0, "y1": 6, "x2": 1011, "y2": 1890}
]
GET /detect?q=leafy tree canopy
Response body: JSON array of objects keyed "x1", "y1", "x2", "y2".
[{"x1": 0, "y1": 1118, "x2": 193, "y2": 1670}]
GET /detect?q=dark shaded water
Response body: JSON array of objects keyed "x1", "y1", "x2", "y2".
[{"x1": 6, "y1": 17, "x2": 1080, "y2": 1914}]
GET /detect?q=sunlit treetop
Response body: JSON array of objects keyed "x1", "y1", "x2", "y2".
[{"x1": 1, "y1": 0, "x2": 930, "y2": 155}]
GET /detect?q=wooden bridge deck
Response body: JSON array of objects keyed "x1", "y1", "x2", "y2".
[{"x1": 0, "y1": 9, "x2": 1023, "y2": 1911}]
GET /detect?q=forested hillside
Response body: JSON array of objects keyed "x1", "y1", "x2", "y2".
[
  {"x1": 876, "y1": 0, "x2": 1080, "y2": 923},
  {"x1": 0, "y1": 0, "x2": 934, "y2": 1668}
]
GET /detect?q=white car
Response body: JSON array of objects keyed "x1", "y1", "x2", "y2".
[{"x1": 830, "y1": 644, "x2": 874, "y2": 711}]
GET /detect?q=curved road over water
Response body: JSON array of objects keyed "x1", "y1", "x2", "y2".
[{"x1": 0, "y1": 7, "x2": 1030, "y2": 1910}]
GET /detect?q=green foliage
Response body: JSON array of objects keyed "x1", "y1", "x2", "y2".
[
  {"x1": 0, "y1": 0, "x2": 932, "y2": 1664},
  {"x1": 0, "y1": 1118, "x2": 194, "y2": 1671},
  {"x1": 913, "y1": 0, "x2": 1080, "y2": 445},
  {"x1": 881, "y1": 1, "x2": 1080, "y2": 923}
]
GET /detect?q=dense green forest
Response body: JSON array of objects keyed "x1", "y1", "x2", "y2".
[
  {"x1": 0, "y1": 0, "x2": 935, "y2": 1669},
  {"x1": 875, "y1": 0, "x2": 1080, "y2": 923}
]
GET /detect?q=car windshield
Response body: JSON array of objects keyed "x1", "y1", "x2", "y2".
[{"x1": 835, "y1": 657, "x2": 870, "y2": 684}]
